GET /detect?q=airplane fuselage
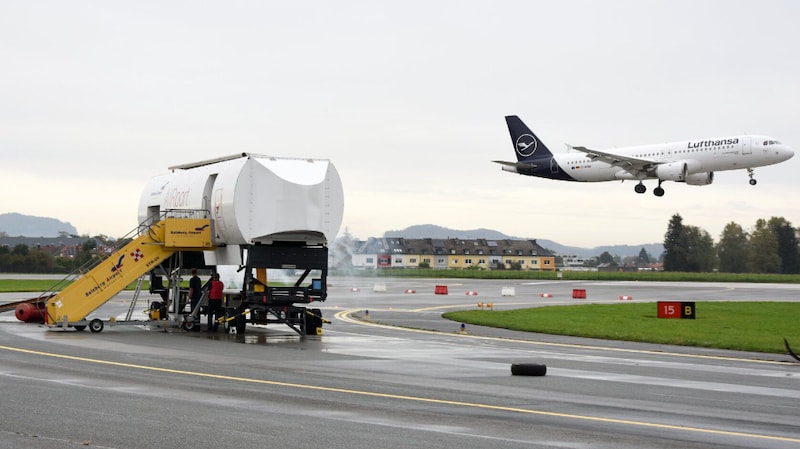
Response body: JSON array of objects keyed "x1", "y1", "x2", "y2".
[
  {"x1": 497, "y1": 116, "x2": 795, "y2": 196},
  {"x1": 540, "y1": 135, "x2": 788, "y2": 183}
]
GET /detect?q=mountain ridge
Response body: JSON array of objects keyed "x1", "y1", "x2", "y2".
[
  {"x1": 384, "y1": 224, "x2": 663, "y2": 258},
  {"x1": 0, "y1": 213, "x2": 78, "y2": 237}
]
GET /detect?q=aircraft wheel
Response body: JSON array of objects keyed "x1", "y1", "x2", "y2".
[
  {"x1": 89, "y1": 319, "x2": 104, "y2": 333},
  {"x1": 749, "y1": 179, "x2": 757, "y2": 186},
  {"x1": 634, "y1": 183, "x2": 646, "y2": 194},
  {"x1": 511, "y1": 363, "x2": 547, "y2": 376},
  {"x1": 653, "y1": 187, "x2": 665, "y2": 197}
]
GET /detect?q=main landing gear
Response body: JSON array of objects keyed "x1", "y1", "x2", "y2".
[
  {"x1": 747, "y1": 168, "x2": 757, "y2": 186},
  {"x1": 634, "y1": 181, "x2": 665, "y2": 197}
]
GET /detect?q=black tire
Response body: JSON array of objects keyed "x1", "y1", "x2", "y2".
[
  {"x1": 312, "y1": 308, "x2": 323, "y2": 329},
  {"x1": 182, "y1": 317, "x2": 196, "y2": 332},
  {"x1": 89, "y1": 319, "x2": 104, "y2": 333},
  {"x1": 511, "y1": 363, "x2": 547, "y2": 376},
  {"x1": 303, "y1": 308, "x2": 315, "y2": 335},
  {"x1": 234, "y1": 309, "x2": 247, "y2": 334},
  {"x1": 74, "y1": 325, "x2": 86, "y2": 332}
]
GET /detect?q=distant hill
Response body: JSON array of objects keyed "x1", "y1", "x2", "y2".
[
  {"x1": 384, "y1": 224, "x2": 663, "y2": 258},
  {"x1": 0, "y1": 213, "x2": 78, "y2": 237}
]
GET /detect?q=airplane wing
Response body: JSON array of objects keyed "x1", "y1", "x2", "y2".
[{"x1": 569, "y1": 145, "x2": 657, "y2": 172}]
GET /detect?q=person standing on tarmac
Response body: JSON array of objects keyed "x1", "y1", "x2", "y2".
[
  {"x1": 207, "y1": 273, "x2": 224, "y2": 332},
  {"x1": 187, "y1": 268, "x2": 203, "y2": 330}
]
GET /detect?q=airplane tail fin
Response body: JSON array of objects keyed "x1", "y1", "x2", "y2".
[{"x1": 505, "y1": 116, "x2": 554, "y2": 162}]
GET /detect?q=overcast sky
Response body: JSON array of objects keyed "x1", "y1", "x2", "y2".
[{"x1": 2, "y1": 1, "x2": 798, "y2": 248}]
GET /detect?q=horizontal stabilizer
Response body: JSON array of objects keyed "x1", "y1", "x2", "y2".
[{"x1": 492, "y1": 160, "x2": 538, "y2": 169}]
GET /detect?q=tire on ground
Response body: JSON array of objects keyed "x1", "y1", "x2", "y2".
[{"x1": 510, "y1": 363, "x2": 547, "y2": 376}]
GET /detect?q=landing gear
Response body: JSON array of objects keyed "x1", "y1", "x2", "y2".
[
  {"x1": 634, "y1": 182, "x2": 646, "y2": 194},
  {"x1": 747, "y1": 168, "x2": 757, "y2": 185},
  {"x1": 653, "y1": 180, "x2": 665, "y2": 197}
]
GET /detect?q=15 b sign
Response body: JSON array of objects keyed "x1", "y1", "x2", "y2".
[{"x1": 657, "y1": 301, "x2": 695, "y2": 319}]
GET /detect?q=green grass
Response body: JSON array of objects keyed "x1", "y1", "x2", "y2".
[
  {"x1": 443, "y1": 302, "x2": 800, "y2": 354},
  {"x1": 0, "y1": 279, "x2": 151, "y2": 293}
]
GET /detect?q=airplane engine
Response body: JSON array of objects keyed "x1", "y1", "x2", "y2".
[
  {"x1": 655, "y1": 161, "x2": 688, "y2": 181},
  {"x1": 683, "y1": 172, "x2": 714, "y2": 186}
]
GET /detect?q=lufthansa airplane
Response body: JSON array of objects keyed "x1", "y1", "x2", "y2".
[{"x1": 494, "y1": 116, "x2": 795, "y2": 196}]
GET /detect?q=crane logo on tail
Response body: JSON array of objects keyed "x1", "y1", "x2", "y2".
[
  {"x1": 110, "y1": 255, "x2": 124, "y2": 272},
  {"x1": 195, "y1": 224, "x2": 209, "y2": 231},
  {"x1": 516, "y1": 134, "x2": 538, "y2": 158}
]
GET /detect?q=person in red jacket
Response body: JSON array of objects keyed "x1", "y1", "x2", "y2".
[{"x1": 207, "y1": 273, "x2": 224, "y2": 332}]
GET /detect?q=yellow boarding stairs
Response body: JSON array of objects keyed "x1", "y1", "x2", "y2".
[{"x1": 45, "y1": 216, "x2": 213, "y2": 330}]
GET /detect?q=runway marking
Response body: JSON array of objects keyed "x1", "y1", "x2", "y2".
[
  {"x1": 411, "y1": 302, "x2": 534, "y2": 312},
  {"x1": 334, "y1": 309, "x2": 791, "y2": 365},
  {"x1": 1, "y1": 344, "x2": 797, "y2": 444}
]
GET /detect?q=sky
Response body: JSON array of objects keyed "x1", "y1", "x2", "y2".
[{"x1": 2, "y1": 1, "x2": 799, "y2": 248}]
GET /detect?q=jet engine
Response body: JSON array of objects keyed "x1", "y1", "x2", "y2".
[
  {"x1": 654, "y1": 162, "x2": 688, "y2": 181},
  {"x1": 683, "y1": 172, "x2": 714, "y2": 186}
]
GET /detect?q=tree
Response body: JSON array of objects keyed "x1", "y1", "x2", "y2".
[
  {"x1": 747, "y1": 219, "x2": 780, "y2": 273},
  {"x1": 597, "y1": 251, "x2": 615, "y2": 265},
  {"x1": 680, "y1": 226, "x2": 716, "y2": 272},
  {"x1": 767, "y1": 217, "x2": 799, "y2": 274},
  {"x1": 663, "y1": 214, "x2": 687, "y2": 271},
  {"x1": 12, "y1": 244, "x2": 29, "y2": 256},
  {"x1": 663, "y1": 214, "x2": 717, "y2": 272},
  {"x1": 637, "y1": 248, "x2": 650, "y2": 265},
  {"x1": 717, "y1": 222, "x2": 748, "y2": 273}
]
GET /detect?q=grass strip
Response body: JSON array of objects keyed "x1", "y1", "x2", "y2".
[
  {"x1": 443, "y1": 302, "x2": 800, "y2": 353},
  {"x1": 0, "y1": 279, "x2": 151, "y2": 293}
]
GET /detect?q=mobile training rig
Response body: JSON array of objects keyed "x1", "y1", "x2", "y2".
[{"x1": 11, "y1": 153, "x2": 344, "y2": 336}]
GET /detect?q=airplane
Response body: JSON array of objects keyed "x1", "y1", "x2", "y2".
[{"x1": 494, "y1": 115, "x2": 795, "y2": 196}]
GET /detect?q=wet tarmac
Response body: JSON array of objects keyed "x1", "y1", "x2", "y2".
[{"x1": 1, "y1": 276, "x2": 799, "y2": 449}]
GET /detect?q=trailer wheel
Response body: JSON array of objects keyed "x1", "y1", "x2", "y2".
[
  {"x1": 182, "y1": 320, "x2": 197, "y2": 332},
  {"x1": 74, "y1": 325, "x2": 86, "y2": 332},
  {"x1": 510, "y1": 363, "x2": 547, "y2": 376},
  {"x1": 89, "y1": 319, "x2": 104, "y2": 333},
  {"x1": 234, "y1": 313, "x2": 246, "y2": 334},
  {"x1": 305, "y1": 308, "x2": 322, "y2": 334}
]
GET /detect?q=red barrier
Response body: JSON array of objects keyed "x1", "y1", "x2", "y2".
[
  {"x1": 571, "y1": 288, "x2": 587, "y2": 299},
  {"x1": 434, "y1": 285, "x2": 448, "y2": 295}
]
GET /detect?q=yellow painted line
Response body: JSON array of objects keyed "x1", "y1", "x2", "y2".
[
  {"x1": 0, "y1": 344, "x2": 796, "y2": 444},
  {"x1": 335, "y1": 309, "x2": 791, "y2": 365}
]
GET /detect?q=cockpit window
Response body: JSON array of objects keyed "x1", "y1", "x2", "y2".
[{"x1": 763, "y1": 140, "x2": 781, "y2": 145}]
